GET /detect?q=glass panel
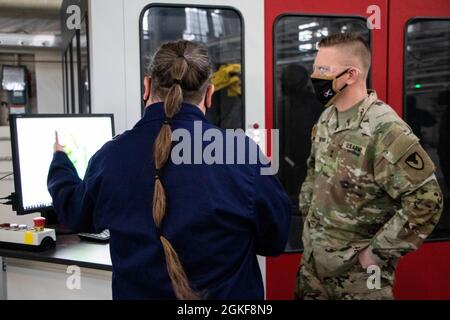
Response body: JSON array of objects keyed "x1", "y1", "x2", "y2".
[
  {"x1": 140, "y1": 6, "x2": 243, "y2": 129},
  {"x1": 62, "y1": 52, "x2": 67, "y2": 113},
  {"x1": 68, "y1": 44, "x2": 73, "y2": 114},
  {"x1": 274, "y1": 16, "x2": 370, "y2": 252},
  {"x1": 404, "y1": 19, "x2": 450, "y2": 238},
  {"x1": 80, "y1": 18, "x2": 91, "y2": 114},
  {"x1": 274, "y1": 16, "x2": 370, "y2": 209},
  {"x1": 72, "y1": 34, "x2": 79, "y2": 114}
]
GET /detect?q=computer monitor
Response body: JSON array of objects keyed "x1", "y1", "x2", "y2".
[{"x1": 9, "y1": 114, "x2": 115, "y2": 215}]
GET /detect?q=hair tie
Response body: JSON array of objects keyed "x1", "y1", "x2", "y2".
[
  {"x1": 155, "y1": 168, "x2": 161, "y2": 180},
  {"x1": 155, "y1": 227, "x2": 162, "y2": 238},
  {"x1": 163, "y1": 117, "x2": 172, "y2": 126},
  {"x1": 173, "y1": 79, "x2": 182, "y2": 86}
]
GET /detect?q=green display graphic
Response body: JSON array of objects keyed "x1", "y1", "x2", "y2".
[{"x1": 63, "y1": 133, "x2": 89, "y2": 178}]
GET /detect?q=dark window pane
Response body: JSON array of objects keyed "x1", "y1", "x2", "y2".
[
  {"x1": 80, "y1": 17, "x2": 91, "y2": 114},
  {"x1": 62, "y1": 52, "x2": 68, "y2": 113},
  {"x1": 274, "y1": 16, "x2": 371, "y2": 252},
  {"x1": 140, "y1": 6, "x2": 244, "y2": 129},
  {"x1": 274, "y1": 16, "x2": 370, "y2": 209},
  {"x1": 68, "y1": 44, "x2": 74, "y2": 114},
  {"x1": 404, "y1": 19, "x2": 450, "y2": 238},
  {"x1": 71, "y1": 35, "x2": 79, "y2": 114}
]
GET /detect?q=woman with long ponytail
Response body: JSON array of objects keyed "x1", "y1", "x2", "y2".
[
  {"x1": 151, "y1": 42, "x2": 202, "y2": 299},
  {"x1": 48, "y1": 40, "x2": 291, "y2": 300}
]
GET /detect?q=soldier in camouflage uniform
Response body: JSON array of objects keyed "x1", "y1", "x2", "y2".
[{"x1": 295, "y1": 33, "x2": 443, "y2": 300}]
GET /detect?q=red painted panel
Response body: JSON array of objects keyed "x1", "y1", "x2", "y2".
[
  {"x1": 266, "y1": 242, "x2": 450, "y2": 300},
  {"x1": 265, "y1": 0, "x2": 450, "y2": 300},
  {"x1": 388, "y1": 0, "x2": 450, "y2": 115},
  {"x1": 394, "y1": 242, "x2": 450, "y2": 300},
  {"x1": 266, "y1": 254, "x2": 302, "y2": 300},
  {"x1": 385, "y1": 0, "x2": 450, "y2": 300},
  {"x1": 264, "y1": 0, "x2": 388, "y2": 155}
]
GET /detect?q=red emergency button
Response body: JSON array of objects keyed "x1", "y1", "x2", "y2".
[{"x1": 33, "y1": 217, "x2": 46, "y2": 231}]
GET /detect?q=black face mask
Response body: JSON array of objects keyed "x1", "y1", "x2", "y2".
[{"x1": 311, "y1": 69, "x2": 350, "y2": 107}]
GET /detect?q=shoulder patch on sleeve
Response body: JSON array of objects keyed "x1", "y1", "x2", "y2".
[
  {"x1": 398, "y1": 143, "x2": 436, "y2": 184},
  {"x1": 405, "y1": 152, "x2": 425, "y2": 170},
  {"x1": 383, "y1": 131, "x2": 419, "y2": 164},
  {"x1": 374, "y1": 121, "x2": 437, "y2": 197},
  {"x1": 381, "y1": 132, "x2": 436, "y2": 185}
]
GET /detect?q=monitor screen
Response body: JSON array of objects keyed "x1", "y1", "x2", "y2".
[{"x1": 9, "y1": 114, "x2": 114, "y2": 215}]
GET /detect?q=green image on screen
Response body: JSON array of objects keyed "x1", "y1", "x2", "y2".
[{"x1": 63, "y1": 133, "x2": 89, "y2": 178}]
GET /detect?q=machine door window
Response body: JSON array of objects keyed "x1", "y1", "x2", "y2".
[
  {"x1": 68, "y1": 44, "x2": 74, "y2": 114},
  {"x1": 79, "y1": 17, "x2": 91, "y2": 114},
  {"x1": 404, "y1": 19, "x2": 450, "y2": 239},
  {"x1": 62, "y1": 14, "x2": 91, "y2": 114},
  {"x1": 63, "y1": 50, "x2": 69, "y2": 114},
  {"x1": 274, "y1": 15, "x2": 370, "y2": 252},
  {"x1": 72, "y1": 35, "x2": 79, "y2": 114},
  {"x1": 274, "y1": 15, "x2": 370, "y2": 211},
  {"x1": 140, "y1": 5, "x2": 244, "y2": 129}
]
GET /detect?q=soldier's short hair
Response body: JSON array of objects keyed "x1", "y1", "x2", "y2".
[{"x1": 318, "y1": 33, "x2": 371, "y2": 78}]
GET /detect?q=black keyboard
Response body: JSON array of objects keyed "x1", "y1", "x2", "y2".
[{"x1": 77, "y1": 229, "x2": 110, "y2": 243}]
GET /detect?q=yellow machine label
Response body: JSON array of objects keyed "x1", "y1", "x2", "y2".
[{"x1": 23, "y1": 231, "x2": 35, "y2": 245}]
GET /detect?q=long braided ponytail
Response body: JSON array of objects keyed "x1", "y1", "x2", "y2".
[{"x1": 148, "y1": 40, "x2": 212, "y2": 299}]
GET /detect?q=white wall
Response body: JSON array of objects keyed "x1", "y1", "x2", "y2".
[
  {"x1": 4, "y1": 258, "x2": 112, "y2": 300},
  {"x1": 88, "y1": 0, "x2": 127, "y2": 134},
  {"x1": 35, "y1": 51, "x2": 64, "y2": 114}
]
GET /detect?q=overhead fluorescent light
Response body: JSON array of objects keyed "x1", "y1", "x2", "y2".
[{"x1": 298, "y1": 22, "x2": 319, "y2": 30}]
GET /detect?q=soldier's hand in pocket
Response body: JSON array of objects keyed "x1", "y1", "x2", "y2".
[{"x1": 358, "y1": 247, "x2": 379, "y2": 269}]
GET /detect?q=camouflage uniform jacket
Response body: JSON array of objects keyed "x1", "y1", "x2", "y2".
[{"x1": 299, "y1": 91, "x2": 443, "y2": 278}]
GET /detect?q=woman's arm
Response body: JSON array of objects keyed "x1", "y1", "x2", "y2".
[{"x1": 47, "y1": 132, "x2": 103, "y2": 233}]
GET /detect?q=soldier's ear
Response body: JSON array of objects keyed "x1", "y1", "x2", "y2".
[{"x1": 346, "y1": 68, "x2": 359, "y2": 85}]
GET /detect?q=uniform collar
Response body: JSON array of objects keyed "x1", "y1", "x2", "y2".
[
  {"x1": 324, "y1": 90, "x2": 378, "y2": 134},
  {"x1": 136, "y1": 102, "x2": 207, "y2": 127}
]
